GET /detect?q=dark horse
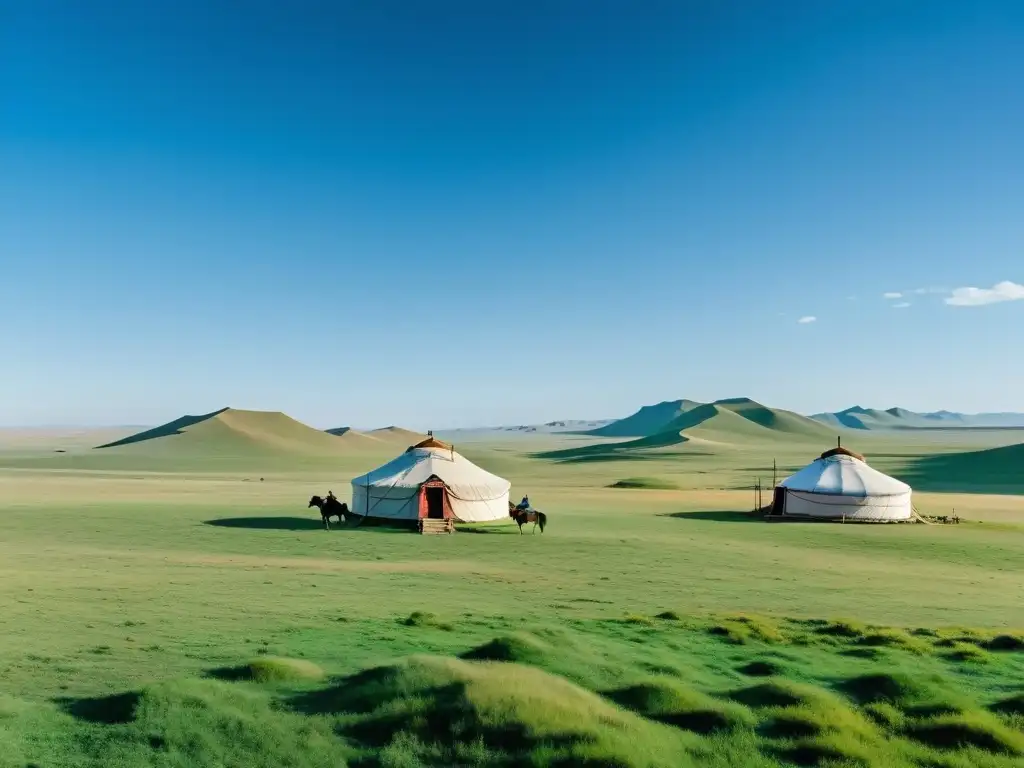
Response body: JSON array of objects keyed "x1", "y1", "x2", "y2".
[
  {"x1": 308, "y1": 494, "x2": 350, "y2": 529},
  {"x1": 509, "y1": 502, "x2": 547, "y2": 534}
]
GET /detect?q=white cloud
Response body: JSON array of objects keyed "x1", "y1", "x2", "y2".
[
  {"x1": 797, "y1": 316, "x2": 817, "y2": 324},
  {"x1": 892, "y1": 302, "x2": 911, "y2": 309},
  {"x1": 883, "y1": 292, "x2": 903, "y2": 299},
  {"x1": 945, "y1": 281, "x2": 1024, "y2": 307}
]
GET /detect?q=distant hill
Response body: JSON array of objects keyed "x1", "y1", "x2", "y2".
[
  {"x1": 540, "y1": 398, "x2": 835, "y2": 462},
  {"x1": 97, "y1": 408, "x2": 378, "y2": 457},
  {"x1": 811, "y1": 406, "x2": 1024, "y2": 430},
  {"x1": 588, "y1": 400, "x2": 703, "y2": 437},
  {"x1": 366, "y1": 426, "x2": 429, "y2": 446},
  {"x1": 324, "y1": 427, "x2": 388, "y2": 450}
]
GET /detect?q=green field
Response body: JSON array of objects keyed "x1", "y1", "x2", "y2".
[{"x1": 1, "y1": 416, "x2": 1023, "y2": 767}]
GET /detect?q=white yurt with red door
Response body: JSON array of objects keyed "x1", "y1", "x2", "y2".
[{"x1": 350, "y1": 436, "x2": 511, "y2": 523}]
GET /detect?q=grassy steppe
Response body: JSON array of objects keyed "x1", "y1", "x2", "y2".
[{"x1": 1, "y1": 425, "x2": 1022, "y2": 766}]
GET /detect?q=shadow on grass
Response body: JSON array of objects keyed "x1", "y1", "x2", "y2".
[
  {"x1": 204, "y1": 516, "x2": 325, "y2": 531},
  {"x1": 660, "y1": 510, "x2": 765, "y2": 524},
  {"x1": 58, "y1": 692, "x2": 141, "y2": 724}
]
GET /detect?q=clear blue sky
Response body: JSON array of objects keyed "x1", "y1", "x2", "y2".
[{"x1": 2, "y1": 1, "x2": 1023, "y2": 429}]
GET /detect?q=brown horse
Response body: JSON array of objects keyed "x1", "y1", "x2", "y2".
[
  {"x1": 308, "y1": 494, "x2": 349, "y2": 529},
  {"x1": 509, "y1": 502, "x2": 546, "y2": 534}
]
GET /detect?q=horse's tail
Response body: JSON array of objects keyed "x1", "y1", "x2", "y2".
[{"x1": 537, "y1": 512, "x2": 546, "y2": 533}]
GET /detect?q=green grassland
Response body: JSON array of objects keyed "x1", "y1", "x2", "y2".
[{"x1": 1, "y1": 411, "x2": 1023, "y2": 766}]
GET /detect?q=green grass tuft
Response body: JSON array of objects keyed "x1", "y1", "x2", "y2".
[{"x1": 654, "y1": 610, "x2": 682, "y2": 621}]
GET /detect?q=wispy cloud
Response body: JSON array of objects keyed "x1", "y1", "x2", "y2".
[
  {"x1": 892, "y1": 302, "x2": 911, "y2": 309},
  {"x1": 945, "y1": 281, "x2": 1024, "y2": 307},
  {"x1": 883, "y1": 292, "x2": 903, "y2": 299},
  {"x1": 797, "y1": 316, "x2": 817, "y2": 324}
]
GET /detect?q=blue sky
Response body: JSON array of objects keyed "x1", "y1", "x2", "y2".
[{"x1": 2, "y1": 1, "x2": 1023, "y2": 429}]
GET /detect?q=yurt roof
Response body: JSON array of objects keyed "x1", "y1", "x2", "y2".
[
  {"x1": 406, "y1": 436, "x2": 451, "y2": 451},
  {"x1": 819, "y1": 445, "x2": 866, "y2": 462},
  {"x1": 352, "y1": 445, "x2": 510, "y2": 501},
  {"x1": 779, "y1": 454, "x2": 910, "y2": 497}
]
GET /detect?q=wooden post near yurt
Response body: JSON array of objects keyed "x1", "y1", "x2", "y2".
[{"x1": 772, "y1": 459, "x2": 777, "y2": 488}]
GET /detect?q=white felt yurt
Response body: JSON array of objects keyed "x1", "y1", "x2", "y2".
[
  {"x1": 350, "y1": 437, "x2": 511, "y2": 523},
  {"x1": 769, "y1": 446, "x2": 912, "y2": 521}
]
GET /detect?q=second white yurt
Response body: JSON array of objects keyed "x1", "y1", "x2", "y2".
[
  {"x1": 350, "y1": 436, "x2": 511, "y2": 524},
  {"x1": 769, "y1": 446, "x2": 912, "y2": 521}
]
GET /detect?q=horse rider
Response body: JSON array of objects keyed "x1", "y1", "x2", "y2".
[
  {"x1": 327, "y1": 490, "x2": 337, "y2": 503},
  {"x1": 516, "y1": 494, "x2": 531, "y2": 512}
]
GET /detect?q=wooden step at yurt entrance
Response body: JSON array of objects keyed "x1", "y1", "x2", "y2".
[{"x1": 418, "y1": 518, "x2": 454, "y2": 535}]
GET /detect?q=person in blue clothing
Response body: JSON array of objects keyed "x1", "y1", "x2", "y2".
[{"x1": 516, "y1": 494, "x2": 531, "y2": 511}]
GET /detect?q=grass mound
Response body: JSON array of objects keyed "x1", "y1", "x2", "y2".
[
  {"x1": 460, "y1": 633, "x2": 552, "y2": 665},
  {"x1": 813, "y1": 619, "x2": 866, "y2": 639},
  {"x1": 984, "y1": 633, "x2": 1024, "y2": 651},
  {"x1": 400, "y1": 611, "x2": 452, "y2": 630},
  {"x1": 211, "y1": 657, "x2": 325, "y2": 684},
  {"x1": 605, "y1": 677, "x2": 754, "y2": 734},
  {"x1": 708, "y1": 615, "x2": 786, "y2": 645},
  {"x1": 609, "y1": 477, "x2": 679, "y2": 490},
  {"x1": 991, "y1": 693, "x2": 1024, "y2": 716},
  {"x1": 854, "y1": 628, "x2": 930, "y2": 654},
  {"x1": 941, "y1": 642, "x2": 991, "y2": 664},
  {"x1": 904, "y1": 711, "x2": 1024, "y2": 755},
  {"x1": 737, "y1": 660, "x2": 785, "y2": 677},
  {"x1": 728, "y1": 679, "x2": 831, "y2": 710},
  {"x1": 839, "y1": 672, "x2": 968, "y2": 716},
  {"x1": 295, "y1": 655, "x2": 692, "y2": 766},
  {"x1": 63, "y1": 679, "x2": 346, "y2": 766}
]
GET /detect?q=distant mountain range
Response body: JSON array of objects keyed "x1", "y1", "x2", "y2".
[{"x1": 810, "y1": 406, "x2": 1024, "y2": 430}]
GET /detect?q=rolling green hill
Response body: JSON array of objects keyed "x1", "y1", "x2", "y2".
[
  {"x1": 588, "y1": 399, "x2": 702, "y2": 437},
  {"x1": 541, "y1": 399, "x2": 837, "y2": 462},
  {"x1": 93, "y1": 408, "x2": 387, "y2": 462}
]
